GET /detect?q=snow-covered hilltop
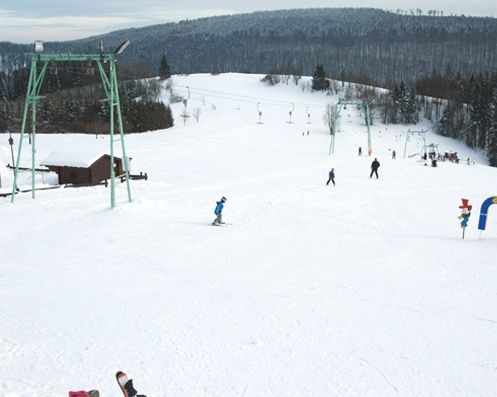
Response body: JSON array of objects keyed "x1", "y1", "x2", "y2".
[{"x1": 1, "y1": 73, "x2": 497, "y2": 397}]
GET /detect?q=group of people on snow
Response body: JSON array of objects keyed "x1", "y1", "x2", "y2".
[
  {"x1": 214, "y1": 157, "x2": 383, "y2": 224},
  {"x1": 325, "y1": 157, "x2": 381, "y2": 187}
]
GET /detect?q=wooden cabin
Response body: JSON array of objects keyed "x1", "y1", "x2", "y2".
[{"x1": 41, "y1": 151, "x2": 124, "y2": 185}]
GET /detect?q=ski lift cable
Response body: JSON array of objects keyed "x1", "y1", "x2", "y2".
[
  {"x1": 37, "y1": 67, "x2": 324, "y2": 108},
  {"x1": 176, "y1": 85, "x2": 323, "y2": 108},
  {"x1": 180, "y1": 91, "x2": 288, "y2": 107},
  {"x1": 174, "y1": 84, "x2": 286, "y2": 105},
  {"x1": 177, "y1": 90, "x2": 322, "y2": 109},
  {"x1": 174, "y1": 84, "x2": 325, "y2": 108}
]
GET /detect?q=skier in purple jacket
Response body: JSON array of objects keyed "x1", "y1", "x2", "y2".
[{"x1": 326, "y1": 168, "x2": 335, "y2": 186}]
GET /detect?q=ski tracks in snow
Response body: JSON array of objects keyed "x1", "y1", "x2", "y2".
[
  {"x1": 265, "y1": 349, "x2": 295, "y2": 397},
  {"x1": 351, "y1": 353, "x2": 399, "y2": 394}
]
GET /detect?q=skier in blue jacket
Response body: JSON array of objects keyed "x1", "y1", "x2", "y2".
[{"x1": 212, "y1": 196, "x2": 227, "y2": 225}]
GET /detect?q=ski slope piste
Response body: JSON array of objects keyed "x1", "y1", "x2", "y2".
[{"x1": 1, "y1": 73, "x2": 497, "y2": 397}]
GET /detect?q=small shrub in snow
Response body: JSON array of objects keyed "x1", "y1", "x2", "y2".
[{"x1": 261, "y1": 74, "x2": 281, "y2": 86}]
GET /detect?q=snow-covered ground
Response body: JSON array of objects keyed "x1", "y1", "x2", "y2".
[{"x1": 1, "y1": 73, "x2": 497, "y2": 397}]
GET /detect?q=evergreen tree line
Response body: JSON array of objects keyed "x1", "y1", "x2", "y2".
[
  {"x1": 437, "y1": 73, "x2": 497, "y2": 166},
  {"x1": 378, "y1": 82, "x2": 418, "y2": 125},
  {"x1": 0, "y1": 64, "x2": 173, "y2": 134},
  {"x1": 310, "y1": 63, "x2": 497, "y2": 165},
  {"x1": 310, "y1": 64, "x2": 418, "y2": 127},
  {"x1": 2, "y1": 8, "x2": 497, "y2": 87},
  {"x1": 260, "y1": 63, "x2": 497, "y2": 166}
]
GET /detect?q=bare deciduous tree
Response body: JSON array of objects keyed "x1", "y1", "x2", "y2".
[{"x1": 324, "y1": 103, "x2": 338, "y2": 135}]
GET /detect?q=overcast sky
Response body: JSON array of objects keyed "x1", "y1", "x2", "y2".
[{"x1": 1, "y1": 0, "x2": 497, "y2": 43}]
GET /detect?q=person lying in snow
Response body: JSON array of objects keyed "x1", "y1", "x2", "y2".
[{"x1": 116, "y1": 372, "x2": 147, "y2": 397}]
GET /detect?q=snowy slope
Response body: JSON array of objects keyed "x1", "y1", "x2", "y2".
[{"x1": 1, "y1": 73, "x2": 497, "y2": 397}]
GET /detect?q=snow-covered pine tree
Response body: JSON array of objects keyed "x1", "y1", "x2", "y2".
[
  {"x1": 378, "y1": 92, "x2": 393, "y2": 124},
  {"x1": 159, "y1": 54, "x2": 171, "y2": 80},
  {"x1": 401, "y1": 84, "x2": 417, "y2": 124},
  {"x1": 467, "y1": 74, "x2": 493, "y2": 149},
  {"x1": 311, "y1": 64, "x2": 329, "y2": 91},
  {"x1": 437, "y1": 101, "x2": 456, "y2": 137},
  {"x1": 487, "y1": 73, "x2": 497, "y2": 167},
  {"x1": 453, "y1": 73, "x2": 466, "y2": 126},
  {"x1": 0, "y1": 72, "x2": 7, "y2": 101},
  {"x1": 389, "y1": 82, "x2": 403, "y2": 123},
  {"x1": 466, "y1": 75, "x2": 481, "y2": 148},
  {"x1": 488, "y1": 119, "x2": 497, "y2": 167},
  {"x1": 0, "y1": 72, "x2": 7, "y2": 131}
]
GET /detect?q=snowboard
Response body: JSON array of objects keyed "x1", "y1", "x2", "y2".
[
  {"x1": 116, "y1": 372, "x2": 129, "y2": 397},
  {"x1": 116, "y1": 372, "x2": 146, "y2": 397}
]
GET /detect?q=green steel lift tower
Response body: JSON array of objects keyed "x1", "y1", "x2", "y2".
[
  {"x1": 328, "y1": 99, "x2": 373, "y2": 155},
  {"x1": 403, "y1": 129, "x2": 428, "y2": 159},
  {"x1": 10, "y1": 40, "x2": 132, "y2": 208}
]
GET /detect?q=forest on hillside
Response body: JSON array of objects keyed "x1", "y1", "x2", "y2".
[
  {"x1": 0, "y1": 65, "x2": 173, "y2": 135},
  {"x1": 272, "y1": 65, "x2": 497, "y2": 166},
  {"x1": 1, "y1": 8, "x2": 497, "y2": 86},
  {"x1": 2, "y1": 8, "x2": 497, "y2": 165}
]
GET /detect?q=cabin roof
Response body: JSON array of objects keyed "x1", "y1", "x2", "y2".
[{"x1": 40, "y1": 150, "x2": 112, "y2": 168}]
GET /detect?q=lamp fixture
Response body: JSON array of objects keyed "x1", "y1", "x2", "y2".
[
  {"x1": 34, "y1": 40, "x2": 44, "y2": 53},
  {"x1": 114, "y1": 40, "x2": 130, "y2": 55}
]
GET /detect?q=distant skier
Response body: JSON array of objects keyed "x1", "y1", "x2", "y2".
[
  {"x1": 392, "y1": 150, "x2": 396, "y2": 159},
  {"x1": 326, "y1": 168, "x2": 335, "y2": 186},
  {"x1": 212, "y1": 196, "x2": 227, "y2": 225},
  {"x1": 358, "y1": 146, "x2": 362, "y2": 156},
  {"x1": 116, "y1": 372, "x2": 147, "y2": 397},
  {"x1": 370, "y1": 158, "x2": 380, "y2": 179}
]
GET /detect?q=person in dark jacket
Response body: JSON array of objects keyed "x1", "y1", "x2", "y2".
[
  {"x1": 212, "y1": 196, "x2": 227, "y2": 225},
  {"x1": 326, "y1": 168, "x2": 335, "y2": 186},
  {"x1": 370, "y1": 158, "x2": 380, "y2": 178}
]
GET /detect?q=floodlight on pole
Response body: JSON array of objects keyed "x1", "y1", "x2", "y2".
[
  {"x1": 114, "y1": 40, "x2": 130, "y2": 55},
  {"x1": 34, "y1": 40, "x2": 44, "y2": 53}
]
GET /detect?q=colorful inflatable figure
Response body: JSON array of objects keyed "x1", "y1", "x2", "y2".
[
  {"x1": 478, "y1": 196, "x2": 497, "y2": 231},
  {"x1": 459, "y1": 211, "x2": 471, "y2": 228},
  {"x1": 458, "y1": 198, "x2": 472, "y2": 228},
  {"x1": 458, "y1": 199, "x2": 472, "y2": 239}
]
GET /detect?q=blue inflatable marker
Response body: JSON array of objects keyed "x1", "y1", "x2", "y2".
[{"x1": 478, "y1": 196, "x2": 497, "y2": 231}]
